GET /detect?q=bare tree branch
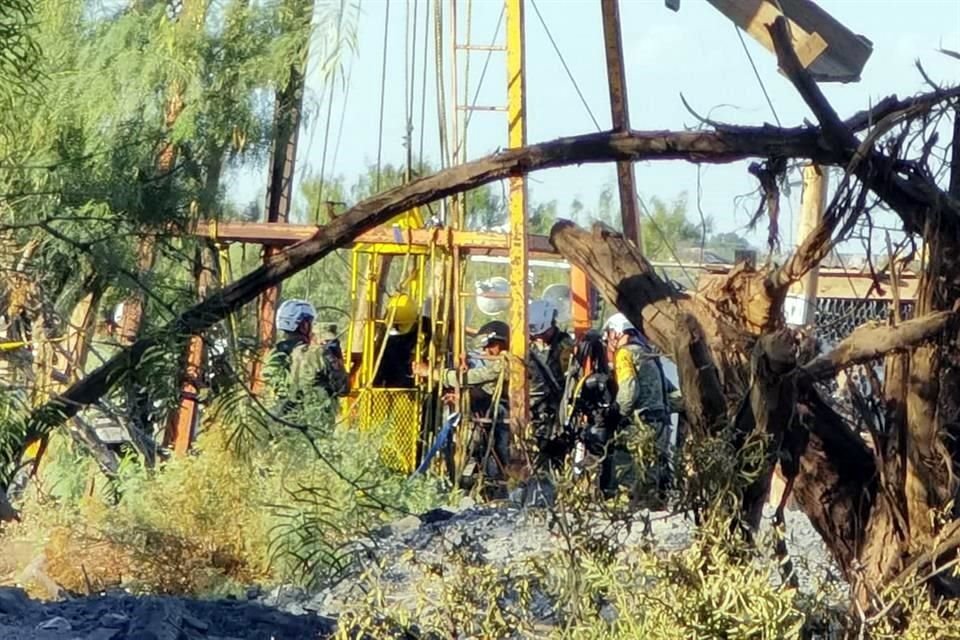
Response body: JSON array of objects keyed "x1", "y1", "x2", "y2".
[
  {"x1": 769, "y1": 16, "x2": 960, "y2": 233},
  {"x1": 802, "y1": 311, "x2": 955, "y2": 381}
]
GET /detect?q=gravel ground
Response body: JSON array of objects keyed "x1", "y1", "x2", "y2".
[
  {"x1": 1, "y1": 489, "x2": 842, "y2": 639},
  {"x1": 264, "y1": 491, "x2": 842, "y2": 633}
]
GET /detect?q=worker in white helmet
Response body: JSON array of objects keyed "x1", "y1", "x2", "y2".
[
  {"x1": 527, "y1": 299, "x2": 574, "y2": 446},
  {"x1": 265, "y1": 299, "x2": 348, "y2": 415},
  {"x1": 602, "y1": 312, "x2": 677, "y2": 505},
  {"x1": 528, "y1": 299, "x2": 574, "y2": 385}
]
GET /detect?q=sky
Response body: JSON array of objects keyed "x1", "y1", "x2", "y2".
[{"x1": 226, "y1": 0, "x2": 960, "y2": 253}]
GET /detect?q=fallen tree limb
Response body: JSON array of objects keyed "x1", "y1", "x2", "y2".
[
  {"x1": 10, "y1": 90, "x2": 960, "y2": 485},
  {"x1": 803, "y1": 311, "x2": 954, "y2": 381}
]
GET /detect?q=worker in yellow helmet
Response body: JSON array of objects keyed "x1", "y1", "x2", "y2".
[{"x1": 373, "y1": 293, "x2": 431, "y2": 388}]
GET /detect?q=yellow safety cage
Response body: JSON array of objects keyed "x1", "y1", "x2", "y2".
[{"x1": 340, "y1": 207, "x2": 451, "y2": 473}]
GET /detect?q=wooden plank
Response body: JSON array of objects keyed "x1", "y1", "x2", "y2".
[{"x1": 706, "y1": 0, "x2": 872, "y2": 83}]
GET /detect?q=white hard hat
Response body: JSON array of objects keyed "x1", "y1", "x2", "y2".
[
  {"x1": 528, "y1": 300, "x2": 557, "y2": 337},
  {"x1": 476, "y1": 277, "x2": 510, "y2": 316},
  {"x1": 276, "y1": 299, "x2": 317, "y2": 333},
  {"x1": 603, "y1": 312, "x2": 634, "y2": 335}
]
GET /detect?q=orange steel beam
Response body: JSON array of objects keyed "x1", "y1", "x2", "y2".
[
  {"x1": 570, "y1": 265, "x2": 592, "y2": 337},
  {"x1": 165, "y1": 244, "x2": 218, "y2": 455},
  {"x1": 251, "y1": 0, "x2": 311, "y2": 392},
  {"x1": 192, "y1": 221, "x2": 559, "y2": 256},
  {"x1": 193, "y1": 221, "x2": 910, "y2": 300},
  {"x1": 167, "y1": 330, "x2": 203, "y2": 455}
]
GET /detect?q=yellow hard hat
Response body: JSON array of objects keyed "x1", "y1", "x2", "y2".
[{"x1": 386, "y1": 293, "x2": 418, "y2": 335}]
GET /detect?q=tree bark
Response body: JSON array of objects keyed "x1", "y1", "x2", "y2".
[{"x1": 802, "y1": 311, "x2": 954, "y2": 381}]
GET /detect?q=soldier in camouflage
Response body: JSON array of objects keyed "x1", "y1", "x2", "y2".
[
  {"x1": 265, "y1": 299, "x2": 349, "y2": 419},
  {"x1": 527, "y1": 299, "x2": 574, "y2": 451},
  {"x1": 413, "y1": 320, "x2": 511, "y2": 494},
  {"x1": 603, "y1": 313, "x2": 677, "y2": 504}
]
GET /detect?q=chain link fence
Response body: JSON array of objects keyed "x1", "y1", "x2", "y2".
[{"x1": 814, "y1": 298, "x2": 916, "y2": 426}]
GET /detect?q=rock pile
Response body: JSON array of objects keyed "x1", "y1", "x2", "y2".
[{"x1": 0, "y1": 587, "x2": 334, "y2": 640}]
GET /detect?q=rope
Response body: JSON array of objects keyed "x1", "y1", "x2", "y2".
[
  {"x1": 417, "y1": 0, "x2": 430, "y2": 171},
  {"x1": 375, "y1": 0, "x2": 391, "y2": 192},
  {"x1": 405, "y1": 0, "x2": 419, "y2": 180},
  {"x1": 529, "y1": 0, "x2": 602, "y2": 132},
  {"x1": 734, "y1": 24, "x2": 782, "y2": 127}
]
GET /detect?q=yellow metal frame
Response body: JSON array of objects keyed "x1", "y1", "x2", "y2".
[
  {"x1": 340, "y1": 208, "x2": 448, "y2": 473},
  {"x1": 506, "y1": 0, "x2": 530, "y2": 438}
]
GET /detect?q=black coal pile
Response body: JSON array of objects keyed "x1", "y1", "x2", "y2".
[{"x1": 0, "y1": 586, "x2": 334, "y2": 640}]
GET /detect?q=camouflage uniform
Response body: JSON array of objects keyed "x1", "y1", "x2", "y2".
[
  {"x1": 529, "y1": 331, "x2": 574, "y2": 443},
  {"x1": 265, "y1": 334, "x2": 348, "y2": 418},
  {"x1": 443, "y1": 354, "x2": 510, "y2": 483},
  {"x1": 608, "y1": 339, "x2": 673, "y2": 499}
]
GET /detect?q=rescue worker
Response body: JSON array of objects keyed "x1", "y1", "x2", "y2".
[
  {"x1": 528, "y1": 299, "x2": 574, "y2": 388},
  {"x1": 265, "y1": 299, "x2": 349, "y2": 417},
  {"x1": 373, "y1": 293, "x2": 432, "y2": 388},
  {"x1": 413, "y1": 320, "x2": 511, "y2": 496},
  {"x1": 603, "y1": 313, "x2": 675, "y2": 504},
  {"x1": 527, "y1": 299, "x2": 574, "y2": 453}
]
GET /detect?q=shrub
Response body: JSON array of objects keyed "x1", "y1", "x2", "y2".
[{"x1": 4, "y1": 393, "x2": 443, "y2": 598}]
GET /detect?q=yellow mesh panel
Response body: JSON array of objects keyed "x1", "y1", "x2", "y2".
[{"x1": 342, "y1": 389, "x2": 421, "y2": 473}]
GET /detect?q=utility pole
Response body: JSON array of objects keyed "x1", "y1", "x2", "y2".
[
  {"x1": 600, "y1": 0, "x2": 642, "y2": 250},
  {"x1": 785, "y1": 164, "x2": 828, "y2": 327},
  {"x1": 250, "y1": 0, "x2": 311, "y2": 392}
]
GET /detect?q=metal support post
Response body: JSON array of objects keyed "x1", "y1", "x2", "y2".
[
  {"x1": 506, "y1": 0, "x2": 530, "y2": 446},
  {"x1": 600, "y1": 0, "x2": 642, "y2": 250}
]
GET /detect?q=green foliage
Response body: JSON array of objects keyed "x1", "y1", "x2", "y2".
[
  {"x1": 545, "y1": 525, "x2": 816, "y2": 639},
  {"x1": 0, "y1": 0, "x2": 41, "y2": 112},
  {"x1": 6, "y1": 391, "x2": 442, "y2": 596},
  {"x1": 642, "y1": 194, "x2": 709, "y2": 261},
  {"x1": 331, "y1": 470, "x2": 839, "y2": 640},
  {"x1": 569, "y1": 184, "x2": 754, "y2": 265}
]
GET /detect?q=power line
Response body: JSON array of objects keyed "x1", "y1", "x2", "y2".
[
  {"x1": 375, "y1": 0, "x2": 391, "y2": 192},
  {"x1": 529, "y1": 0, "x2": 602, "y2": 132},
  {"x1": 733, "y1": 24, "x2": 782, "y2": 127}
]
